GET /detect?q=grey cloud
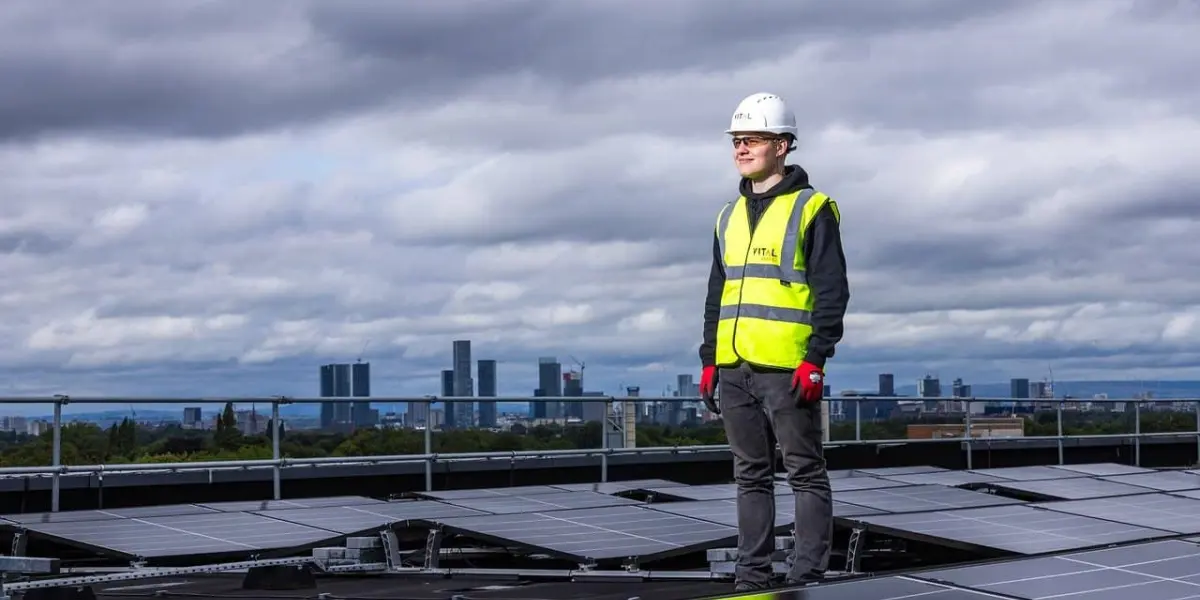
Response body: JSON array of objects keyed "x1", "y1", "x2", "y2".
[
  {"x1": 0, "y1": 230, "x2": 71, "y2": 255},
  {"x1": 0, "y1": 0, "x2": 1053, "y2": 142}
]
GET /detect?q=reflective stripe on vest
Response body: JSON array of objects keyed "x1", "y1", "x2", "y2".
[{"x1": 714, "y1": 188, "x2": 838, "y2": 369}]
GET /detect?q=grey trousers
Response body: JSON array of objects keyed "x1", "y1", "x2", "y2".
[{"x1": 719, "y1": 361, "x2": 833, "y2": 586}]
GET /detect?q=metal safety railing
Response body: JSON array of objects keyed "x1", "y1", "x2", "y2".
[{"x1": 1, "y1": 393, "x2": 1198, "y2": 512}]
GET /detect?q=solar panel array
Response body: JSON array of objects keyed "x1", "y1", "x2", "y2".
[
  {"x1": 430, "y1": 505, "x2": 737, "y2": 562},
  {"x1": 846, "y1": 504, "x2": 1176, "y2": 555},
  {"x1": 19, "y1": 511, "x2": 343, "y2": 559},
  {"x1": 1100, "y1": 471, "x2": 1200, "y2": 492},
  {"x1": 984, "y1": 477, "x2": 1154, "y2": 501},
  {"x1": 1033, "y1": 494, "x2": 1200, "y2": 535},
  {"x1": 644, "y1": 495, "x2": 884, "y2": 529},
  {"x1": 768, "y1": 575, "x2": 1004, "y2": 599},
  {"x1": 437, "y1": 491, "x2": 644, "y2": 514},
  {"x1": 829, "y1": 464, "x2": 1200, "y2": 559},
  {"x1": 910, "y1": 540, "x2": 1200, "y2": 600},
  {"x1": 834, "y1": 485, "x2": 1024, "y2": 513},
  {"x1": 6, "y1": 462, "x2": 1199, "y2": 567}
]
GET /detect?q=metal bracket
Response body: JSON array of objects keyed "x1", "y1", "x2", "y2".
[
  {"x1": 380, "y1": 529, "x2": 402, "y2": 570},
  {"x1": 10, "y1": 533, "x2": 25, "y2": 558},
  {"x1": 846, "y1": 527, "x2": 865, "y2": 574},
  {"x1": 424, "y1": 528, "x2": 443, "y2": 570},
  {"x1": 5, "y1": 557, "x2": 313, "y2": 592}
]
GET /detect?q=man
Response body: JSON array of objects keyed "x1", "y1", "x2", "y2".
[{"x1": 698, "y1": 92, "x2": 850, "y2": 591}]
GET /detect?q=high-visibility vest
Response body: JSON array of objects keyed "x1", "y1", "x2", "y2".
[{"x1": 714, "y1": 188, "x2": 840, "y2": 369}]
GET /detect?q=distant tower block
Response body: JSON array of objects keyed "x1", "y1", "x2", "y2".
[{"x1": 624, "y1": 386, "x2": 639, "y2": 448}]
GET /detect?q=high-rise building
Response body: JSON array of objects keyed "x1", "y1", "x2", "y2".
[
  {"x1": 183, "y1": 407, "x2": 202, "y2": 428},
  {"x1": 535, "y1": 357, "x2": 562, "y2": 420},
  {"x1": 918, "y1": 375, "x2": 940, "y2": 398},
  {"x1": 878, "y1": 373, "x2": 895, "y2": 396},
  {"x1": 477, "y1": 359, "x2": 497, "y2": 428},
  {"x1": 449, "y1": 340, "x2": 474, "y2": 428},
  {"x1": 351, "y1": 362, "x2": 373, "y2": 427},
  {"x1": 1010, "y1": 378, "x2": 1030, "y2": 399},
  {"x1": 319, "y1": 363, "x2": 352, "y2": 428},
  {"x1": 952, "y1": 378, "x2": 967, "y2": 398},
  {"x1": 672, "y1": 374, "x2": 699, "y2": 427},
  {"x1": 563, "y1": 371, "x2": 583, "y2": 420}
]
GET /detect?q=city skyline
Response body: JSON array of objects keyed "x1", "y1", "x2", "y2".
[{"x1": 2, "y1": 3, "x2": 1198, "y2": 402}]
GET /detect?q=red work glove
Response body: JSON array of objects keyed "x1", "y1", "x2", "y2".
[
  {"x1": 790, "y1": 361, "x2": 824, "y2": 403},
  {"x1": 700, "y1": 365, "x2": 719, "y2": 414}
]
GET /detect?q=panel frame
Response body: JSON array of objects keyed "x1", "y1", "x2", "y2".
[
  {"x1": 984, "y1": 477, "x2": 1158, "y2": 501},
  {"x1": 834, "y1": 484, "x2": 1025, "y2": 514},
  {"x1": 420, "y1": 505, "x2": 738, "y2": 564},
  {"x1": 967, "y1": 466, "x2": 1089, "y2": 482},
  {"x1": 910, "y1": 539, "x2": 1200, "y2": 600},
  {"x1": 1031, "y1": 493, "x2": 1200, "y2": 535},
  {"x1": 644, "y1": 496, "x2": 884, "y2": 531},
  {"x1": 17, "y1": 511, "x2": 343, "y2": 562},
  {"x1": 195, "y1": 495, "x2": 385, "y2": 512},
  {"x1": 840, "y1": 504, "x2": 1177, "y2": 557},
  {"x1": 254, "y1": 500, "x2": 488, "y2": 535},
  {"x1": 440, "y1": 491, "x2": 645, "y2": 515},
  {"x1": 412, "y1": 485, "x2": 570, "y2": 501}
]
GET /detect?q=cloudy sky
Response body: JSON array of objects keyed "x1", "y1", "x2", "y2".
[{"x1": 2, "y1": 0, "x2": 1199, "y2": 412}]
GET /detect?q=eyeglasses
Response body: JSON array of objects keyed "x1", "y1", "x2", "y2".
[{"x1": 731, "y1": 136, "x2": 780, "y2": 148}]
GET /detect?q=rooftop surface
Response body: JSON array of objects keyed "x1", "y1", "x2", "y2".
[{"x1": 4, "y1": 461, "x2": 1200, "y2": 599}]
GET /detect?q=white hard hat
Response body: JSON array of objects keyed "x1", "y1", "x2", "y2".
[{"x1": 725, "y1": 92, "x2": 797, "y2": 137}]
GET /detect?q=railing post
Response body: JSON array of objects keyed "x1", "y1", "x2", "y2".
[
  {"x1": 964, "y1": 399, "x2": 973, "y2": 470},
  {"x1": 424, "y1": 396, "x2": 434, "y2": 492},
  {"x1": 1134, "y1": 400, "x2": 1142, "y2": 466},
  {"x1": 51, "y1": 396, "x2": 65, "y2": 512},
  {"x1": 1195, "y1": 400, "x2": 1199, "y2": 466},
  {"x1": 854, "y1": 399, "x2": 861, "y2": 442},
  {"x1": 271, "y1": 398, "x2": 282, "y2": 500},
  {"x1": 1056, "y1": 400, "x2": 1064, "y2": 465},
  {"x1": 821, "y1": 396, "x2": 830, "y2": 444},
  {"x1": 601, "y1": 398, "x2": 611, "y2": 483}
]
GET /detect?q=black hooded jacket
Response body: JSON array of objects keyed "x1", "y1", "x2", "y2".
[{"x1": 698, "y1": 164, "x2": 850, "y2": 370}]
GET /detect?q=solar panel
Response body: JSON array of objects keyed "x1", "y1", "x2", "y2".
[
  {"x1": 912, "y1": 540, "x2": 1200, "y2": 600},
  {"x1": 768, "y1": 575, "x2": 1004, "y2": 599},
  {"x1": 1033, "y1": 493, "x2": 1200, "y2": 534},
  {"x1": 1101, "y1": 471, "x2": 1200, "y2": 492},
  {"x1": 255, "y1": 500, "x2": 487, "y2": 535},
  {"x1": 986, "y1": 477, "x2": 1154, "y2": 500},
  {"x1": 969, "y1": 466, "x2": 1088, "y2": 481},
  {"x1": 551, "y1": 479, "x2": 686, "y2": 494},
  {"x1": 1050, "y1": 462, "x2": 1155, "y2": 477},
  {"x1": 831, "y1": 476, "x2": 913, "y2": 493},
  {"x1": 853, "y1": 466, "x2": 948, "y2": 477},
  {"x1": 835, "y1": 485, "x2": 1024, "y2": 514},
  {"x1": 443, "y1": 491, "x2": 644, "y2": 514},
  {"x1": 1, "y1": 503, "x2": 222, "y2": 525},
  {"x1": 415, "y1": 485, "x2": 568, "y2": 500},
  {"x1": 645, "y1": 496, "x2": 883, "y2": 529},
  {"x1": 21, "y1": 511, "x2": 341, "y2": 559},
  {"x1": 846, "y1": 504, "x2": 1174, "y2": 555},
  {"x1": 880, "y1": 471, "x2": 1005, "y2": 487},
  {"x1": 196, "y1": 495, "x2": 384, "y2": 512},
  {"x1": 430, "y1": 505, "x2": 736, "y2": 562}
]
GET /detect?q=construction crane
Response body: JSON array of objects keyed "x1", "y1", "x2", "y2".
[{"x1": 568, "y1": 355, "x2": 586, "y2": 388}]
